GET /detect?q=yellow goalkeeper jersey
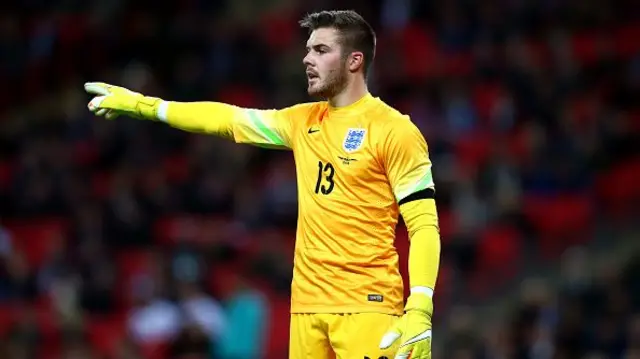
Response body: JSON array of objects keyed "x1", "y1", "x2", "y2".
[{"x1": 231, "y1": 93, "x2": 435, "y2": 314}]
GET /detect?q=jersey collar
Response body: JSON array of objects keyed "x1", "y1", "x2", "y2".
[{"x1": 327, "y1": 93, "x2": 375, "y2": 116}]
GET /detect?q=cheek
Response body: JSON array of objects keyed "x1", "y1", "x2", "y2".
[{"x1": 320, "y1": 55, "x2": 342, "y2": 74}]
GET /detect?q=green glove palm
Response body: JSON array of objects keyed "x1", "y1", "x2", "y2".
[
  {"x1": 379, "y1": 293, "x2": 433, "y2": 359},
  {"x1": 84, "y1": 82, "x2": 161, "y2": 120}
]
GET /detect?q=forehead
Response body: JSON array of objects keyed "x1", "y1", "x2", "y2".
[{"x1": 306, "y1": 27, "x2": 341, "y2": 47}]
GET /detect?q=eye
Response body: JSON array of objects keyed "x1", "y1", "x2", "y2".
[{"x1": 307, "y1": 45, "x2": 329, "y2": 54}]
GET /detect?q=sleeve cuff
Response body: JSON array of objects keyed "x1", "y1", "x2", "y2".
[
  {"x1": 411, "y1": 286, "x2": 434, "y2": 298},
  {"x1": 157, "y1": 100, "x2": 169, "y2": 122}
]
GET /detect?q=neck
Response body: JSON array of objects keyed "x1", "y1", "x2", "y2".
[{"x1": 328, "y1": 76, "x2": 369, "y2": 108}]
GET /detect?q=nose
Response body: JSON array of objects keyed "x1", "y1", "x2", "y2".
[{"x1": 303, "y1": 53, "x2": 313, "y2": 67}]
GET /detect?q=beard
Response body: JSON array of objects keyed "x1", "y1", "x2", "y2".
[{"x1": 307, "y1": 65, "x2": 349, "y2": 99}]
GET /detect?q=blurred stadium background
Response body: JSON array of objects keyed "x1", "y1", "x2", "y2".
[{"x1": 0, "y1": 0, "x2": 639, "y2": 358}]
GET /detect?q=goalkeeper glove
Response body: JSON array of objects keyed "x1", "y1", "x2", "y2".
[
  {"x1": 84, "y1": 82, "x2": 162, "y2": 121},
  {"x1": 379, "y1": 290, "x2": 433, "y2": 359}
]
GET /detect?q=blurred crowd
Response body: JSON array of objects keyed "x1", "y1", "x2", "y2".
[
  {"x1": 0, "y1": 0, "x2": 639, "y2": 358},
  {"x1": 444, "y1": 246, "x2": 640, "y2": 359}
]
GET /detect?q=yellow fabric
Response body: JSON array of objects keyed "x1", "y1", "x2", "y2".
[
  {"x1": 266, "y1": 93, "x2": 433, "y2": 314},
  {"x1": 290, "y1": 313, "x2": 400, "y2": 359},
  {"x1": 163, "y1": 101, "x2": 236, "y2": 139},
  {"x1": 400, "y1": 199, "x2": 441, "y2": 290},
  {"x1": 172, "y1": 93, "x2": 436, "y2": 315},
  {"x1": 382, "y1": 117, "x2": 435, "y2": 202},
  {"x1": 164, "y1": 101, "x2": 316, "y2": 149},
  {"x1": 379, "y1": 199, "x2": 439, "y2": 359},
  {"x1": 86, "y1": 83, "x2": 440, "y2": 316}
]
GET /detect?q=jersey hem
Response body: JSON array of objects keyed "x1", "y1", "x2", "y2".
[{"x1": 290, "y1": 304, "x2": 403, "y2": 316}]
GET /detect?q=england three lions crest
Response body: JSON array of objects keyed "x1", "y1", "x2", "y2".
[{"x1": 343, "y1": 128, "x2": 366, "y2": 153}]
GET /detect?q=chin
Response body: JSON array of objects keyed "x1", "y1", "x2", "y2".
[
  {"x1": 307, "y1": 85, "x2": 331, "y2": 99},
  {"x1": 307, "y1": 86, "x2": 322, "y2": 98}
]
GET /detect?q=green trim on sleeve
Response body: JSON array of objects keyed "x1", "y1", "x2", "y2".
[
  {"x1": 245, "y1": 109, "x2": 286, "y2": 146},
  {"x1": 396, "y1": 167, "x2": 435, "y2": 202}
]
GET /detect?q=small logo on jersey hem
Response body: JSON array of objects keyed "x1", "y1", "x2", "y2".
[
  {"x1": 308, "y1": 127, "x2": 320, "y2": 134},
  {"x1": 343, "y1": 128, "x2": 366, "y2": 152},
  {"x1": 367, "y1": 294, "x2": 384, "y2": 302}
]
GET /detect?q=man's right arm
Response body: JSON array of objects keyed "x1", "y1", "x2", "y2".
[
  {"x1": 158, "y1": 101, "x2": 297, "y2": 149},
  {"x1": 85, "y1": 82, "x2": 302, "y2": 150},
  {"x1": 157, "y1": 101, "x2": 237, "y2": 139}
]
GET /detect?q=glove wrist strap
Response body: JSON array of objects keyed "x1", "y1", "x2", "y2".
[
  {"x1": 136, "y1": 96, "x2": 163, "y2": 120},
  {"x1": 405, "y1": 293, "x2": 434, "y2": 318}
]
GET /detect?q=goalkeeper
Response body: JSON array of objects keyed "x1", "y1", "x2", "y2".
[{"x1": 86, "y1": 10, "x2": 440, "y2": 359}]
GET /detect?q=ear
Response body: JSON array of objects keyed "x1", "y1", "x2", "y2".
[{"x1": 348, "y1": 51, "x2": 364, "y2": 73}]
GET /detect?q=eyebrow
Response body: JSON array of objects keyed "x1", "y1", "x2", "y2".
[{"x1": 306, "y1": 43, "x2": 331, "y2": 51}]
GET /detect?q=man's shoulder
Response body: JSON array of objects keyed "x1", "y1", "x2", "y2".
[
  {"x1": 283, "y1": 101, "x2": 328, "y2": 116},
  {"x1": 369, "y1": 97, "x2": 411, "y2": 124},
  {"x1": 365, "y1": 98, "x2": 416, "y2": 140},
  {"x1": 367, "y1": 99, "x2": 425, "y2": 151}
]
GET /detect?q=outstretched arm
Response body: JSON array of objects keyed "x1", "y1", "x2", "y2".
[{"x1": 85, "y1": 82, "x2": 297, "y2": 149}]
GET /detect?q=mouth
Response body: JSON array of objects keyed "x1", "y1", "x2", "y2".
[{"x1": 306, "y1": 70, "x2": 319, "y2": 81}]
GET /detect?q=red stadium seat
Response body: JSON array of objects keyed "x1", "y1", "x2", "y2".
[
  {"x1": 57, "y1": 14, "x2": 88, "y2": 47},
  {"x1": 507, "y1": 127, "x2": 532, "y2": 164},
  {"x1": 72, "y1": 140, "x2": 98, "y2": 166},
  {"x1": 629, "y1": 110, "x2": 640, "y2": 134},
  {"x1": 86, "y1": 314, "x2": 126, "y2": 356},
  {"x1": 34, "y1": 297, "x2": 57, "y2": 338},
  {"x1": 153, "y1": 215, "x2": 231, "y2": 245},
  {"x1": 401, "y1": 23, "x2": 438, "y2": 79},
  {"x1": 2, "y1": 217, "x2": 69, "y2": 269},
  {"x1": 567, "y1": 94, "x2": 600, "y2": 128},
  {"x1": 162, "y1": 155, "x2": 189, "y2": 184},
  {"x1": 571, "y1": 32, "x2": 607, "y2": 66},
  {"x1": 523, "y1": 194, "x2": 594, "y2": 258},
  {"x1": 472, "y1": 82, "x2": 504, "y2": 123},
  {"x1": 468, "y1": 225, "x2": 522, "y2": 298},
  {"x1": 477, "y1": 225, "x2": 522, "y2": 273},
  {"x1": 34, "y1": 299, "x2": 64, "y2": 359},
  {"x1": 437, "y1": 209, "x2": 456, "y2": 246},
  {"x1": 596, "y1": 158, "x2": 640, "y2": 218},
  {"x1": 260, "y1": 11, "x2": 298, "y2": 50},
  {"x1": 264, "y1": 296, "x2": 290, "y2": 359},
  {"x1": 207, "y1": 264, "x2": 243, "y2": 301},
  {"x1": 218, "y1": 85, "x2": 263, "y2": 108},
  {"x1": 91, "y1": 172, "x2": 113, "y2": 198},
  {"x1": 442, "y1": 51, "x2": 474, "y2": 77},
  {"x1": 0, "y1": 160, "x2": 14, "y2": 191},
  {"x1": 0, "y1": 304, "x2": 17, "y2": 336},
  {"x1": 454, "y1": 132, "x2": 492, "y2": 170},
  {"x1": 393, "y1": 227, "x2": 410, "y2": 298},
  {"x1": 117, "y1": 249, "x2": 154, "y2": 279},
  {"x1": 526, "y1": 39, "x2": 552, "y2": 68},
  {"x1": 433, "y1": 261, "x2": 454, "y2": 313},
  {"x1": 153, "y1": 215, "x2": 202, "y2": 245},
  {"x1": 115, "y1": 249, "x2": 155, "y2": 307},
  {"x1": 139, "y1": 341, "x2": 169, "y2": 359},
  {"x1": 613, "y1": 24, "x2": 640, "y2": 59}
]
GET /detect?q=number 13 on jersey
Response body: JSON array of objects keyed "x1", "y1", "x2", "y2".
[{"x1": 314, "y1": 160, "x2": 335, "y2": 195}]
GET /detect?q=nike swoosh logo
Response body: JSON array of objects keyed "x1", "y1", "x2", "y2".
[
  {"x1": 308, "y1": 128, "x2": 320, "y2": 134},
  {"x1": 400, "y1": 329, "x2": 432, "y2": 347}
]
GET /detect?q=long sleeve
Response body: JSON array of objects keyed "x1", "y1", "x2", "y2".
[
  {"x1": 399, "y1": 198, "x2": 441, "y2": 291},
  {"x1": 161, "y1": 101, "x2": 238, "y2": 139},
  {"x1": 380, "y1": 116, "x2": 440, "y2": 293},
  {"x1": 158, "y1": 101, "x2": 316, "y2": 149}
]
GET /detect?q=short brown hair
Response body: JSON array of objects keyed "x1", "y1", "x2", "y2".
[{"x1": 299, "y1": 10, "x2": 376, "y2": 76}]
